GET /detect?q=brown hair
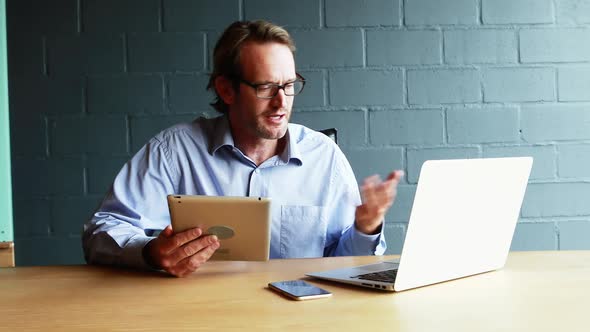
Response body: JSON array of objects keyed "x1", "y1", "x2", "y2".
[{"x1": 207, "y1": 20, "x2": 296, "y2": 114}]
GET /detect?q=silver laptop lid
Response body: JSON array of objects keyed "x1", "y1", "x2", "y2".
[{"x1": 394, "y1": 157, "x2": 532, "y2": 291}]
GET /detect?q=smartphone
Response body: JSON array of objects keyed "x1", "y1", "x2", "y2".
[{"x1": 268, "y1": 280, "x2": 332, "y2": 300}]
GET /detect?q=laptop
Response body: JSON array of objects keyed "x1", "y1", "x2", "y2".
[
  {"x1": 167, "y1": 195, "x2": 271, "y2": 261},
  {"x1": 307, "y1": 157, "x2": 533, "y2": 292}
]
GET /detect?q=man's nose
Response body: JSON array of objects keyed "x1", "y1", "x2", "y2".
[{"x1": 271, "y1": 88, "x2": 288, "y2": 109}]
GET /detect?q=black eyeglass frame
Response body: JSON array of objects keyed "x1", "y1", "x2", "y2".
[{"x1": 237, "y1": 73, "x2": 306, "y2": 99}]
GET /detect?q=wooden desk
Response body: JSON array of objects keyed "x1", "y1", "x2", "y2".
[{"x1": 1, "y1": 251, "x2": 589, "y2": 331}]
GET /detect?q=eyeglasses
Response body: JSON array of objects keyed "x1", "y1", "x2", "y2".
[{"x1": 238, "y1": 73, "x2": 306, "y2": 99}]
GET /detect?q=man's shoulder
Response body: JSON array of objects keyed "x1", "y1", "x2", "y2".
[
  {"x1": 288, "y1": 122, "x2": 349, "y2": 166},
  {"x1": 151, "y1": 116, "x2": 220, "y2": 144},
  {"x1": 288, "y1": 123, "x2": 336, "y2": 149}
]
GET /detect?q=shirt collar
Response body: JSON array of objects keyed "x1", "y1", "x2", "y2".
[
  {"x1": 209, "y1": 115, "x2": 303, "y2": 166},
  {"x1": 276, "y1": 127, "x2": 302, "y2": 165},
  {"x1": 210, "y1": 115, "x2": 235, "y2": 154}
]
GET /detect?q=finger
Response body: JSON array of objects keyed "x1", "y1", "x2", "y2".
[
  {"x1": 361, "y1": 175, "x2": 381, "y2": 204},
  {"x1": 384, "y1": 170, "x2": 403, "y2": 187},
  {"x1": 175, "y1": 240, "x2": 221, "y2": 276},
  {"x1": 369, "y1": 181, "x2": 397, "y2": 212},
  {"x1": 380, "y1": 170, "x2": 403, "y2": 197},
  {"x1": 161, "y1": 227, "x2": 203, "y2": 254},
  {"x1": 170, "y1": 234, "x2": 218, "y2": 265},
  {"x1": 386, "y1": 170, "x2": 404, "y2": 181},
  {"x1": 361, "y1": 182, "x2": 378, "y2": 206},
  {"x1": 161, "y1": 225, "x2": 174, "y2": 237},
  {"x1": 363, "y1": 174, "x2": 380, "y2": 185},
  {"x1": 385, "y1": 171, "x2": 397, "y2": 182}
]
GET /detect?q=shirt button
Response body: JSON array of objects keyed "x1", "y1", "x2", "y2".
[{"x1": 254, "y1": 169, "x2": 260, "y2": 174}]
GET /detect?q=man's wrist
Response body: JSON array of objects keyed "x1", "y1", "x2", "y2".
[
  {"x1": 142, "y1": 239, "x2": 160, "y2": 270},
  {"x1": 354, "y1": 220, "x2": 383, "y2": 235}
]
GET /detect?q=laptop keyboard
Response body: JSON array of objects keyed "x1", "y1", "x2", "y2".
[{"x1": 353, "y1": 269, "x2": 398, "y2": 283}]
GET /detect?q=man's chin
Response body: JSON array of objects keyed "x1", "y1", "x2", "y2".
[{"x1": 258, "y1": 125, "x2": 288, "y2": 140}]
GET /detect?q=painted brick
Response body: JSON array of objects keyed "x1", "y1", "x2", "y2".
[
  {"x1": 293, "y1": 71, "x2": 324, "y2": 108},
  {"x1": 12, "y1": 158, "x2": 84, "y2": 196},
  {"x1": 87, "y1": 156, "x2": 130, "y2": 194},
  {"x1": 520, "y1": 28, "x2": 590, "y2": 63},
  {"x1": 7, "y1": 0, "x2": 77, "y2": 33},
  {"x1": 168, "y1": 75, "x2": 213, "y2": 113},
  {"x1": 9, "y1": 115, "x2": 46, "y2": 157},
  {"x1": 128, "y1": 33, "x2": 204, "y2": 73},
  {"x1": 483, "y1": 145, "x2": 556, "y2": 180},
  {"x1": 130, "y1": 115, "x2": 197, "y2": 152},
  {"x1": 13, "y1": 199, "x2": 51, "y2": 237},
  {"x1": 521, "y1": 105, "x2": 590, "y2": 142},
  {"x1": 52, "y1": 116, "x2": 128, "y2": 154},
  {"x1": 245, "y1": 0, "x2": 320, "y2": 28},
  {"x1": 15, "y1": 236, "x2": 85, "y2": 266},
  {"x1": 291, "y1": 30, "x2": 363, "y2": 68},
  {"x1": 557, "y1": 0, "x2": 590, "y2": 24},
  {"x1": 447, "y1": 107, "x2": 520, "y2": 144},
  {"x1": 511, "y1": 222, "x2": 557, "y2": 251},
  {"x1": 163, "y1": 0, "x2": 240, "y2": 31},
  {"x1": 521, "y1": 183, "x2": 590, "y2": 217},
  {"x1": 558, "y1": 144, "x2": 590, "y2": 178},
  {"x1": 385, "y1": 185, "x2": 416, "y2": 223},
  {"x1": 366, "y1": 30, "x2": 441, "y2": 66},
  {"x1": 444, "y1": 30, "x2": 517, "y2": 64},
  {"x1": 482, "y1": 0, "x2": 554, "y2": 24},
  {"x1": 558, "y1": 67, "x2": 590, "y2": 101},
  {"x1": 206, "y1": 30, "x2": 222, "y2": 71},
  {"x1": 408, "y1": 69, "x2": 480, "y2": 104},
  {"x1": 7, "y1": 34, "x2": 44, "y2": 77},
  {"x1": 52, "y1": 197, "x2": 102, "y2": 235},
  {"x1": 559, "y1": 221, "x2": 590, "y2": 250},
  {"x1": 369, "y1": 110, "x2": 444, "y2": 146},
  {"x1": 9, "y1": 0, "x2": 590, "y2": 265},
  {"x1": 343, "y1": 147, "x2": 403, "y2": 181},
  {"x1": 406, "y1": 147, "x2": 480, "y2": 183},
  {"x1": 405, "y1": 0, "x2": 478, "y2": 25},
  {"x1": 329, "y1": 70, "x2": 403, "y2": 106},
  {"x1": 47, "y1": 35, "x2": 124, "y2": 76},
  {"x1": 384, "y1": 223, "x2": 406, "y2": 254},
  {"x1": 88, "y1": 75, "x2": 164, "y2": 114},
  {"x1": 83, "y1": 0, "x2": 160, "y2": 32},
  {"x1": 290, "y1": 111, "x2": 366, "y2": 147},
  {"x1": 326, "y1": 0, "x2": 400, "y2": 27},
  {"x1": 9, "y1": 77, "x2": 83, "y2": 115},
  {"x1": 483, "y1": 68, "x2": 555, "y2": 102}
]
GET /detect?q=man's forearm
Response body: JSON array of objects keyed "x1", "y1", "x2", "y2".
[{"x1": 82, "y1": 218, "x2": 155, "y2": 269}]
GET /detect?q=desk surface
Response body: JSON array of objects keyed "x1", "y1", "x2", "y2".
[{"x1": 1, "y1": 251, "x2": 589, "y2": 331}]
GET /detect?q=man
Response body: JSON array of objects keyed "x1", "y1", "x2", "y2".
[{"x1": 83, "y1": 20, "x2": 403, "y2": 277}]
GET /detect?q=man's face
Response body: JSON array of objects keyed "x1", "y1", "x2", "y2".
[{"x1": 228, "y1": 42, "x2": 296, "y2": 141}]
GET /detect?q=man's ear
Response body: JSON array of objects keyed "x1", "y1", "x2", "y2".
[{"x1": 215, "y1": 76, "x2": 236, "y2": 105}]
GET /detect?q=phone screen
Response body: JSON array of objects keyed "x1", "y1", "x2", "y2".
[{"x1": 268, "y1": 280, "x2": 332, "y2": 300}]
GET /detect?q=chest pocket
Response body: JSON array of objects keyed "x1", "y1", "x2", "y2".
[{"x1": 280, "y1": 205, "x2": 327, "y2": 258}]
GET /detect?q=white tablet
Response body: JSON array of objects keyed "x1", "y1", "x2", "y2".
[{"x1": 167, "y1": 195, "x2": 271, "y2": 261}]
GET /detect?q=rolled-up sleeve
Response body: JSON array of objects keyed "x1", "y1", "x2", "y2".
[
  {"x1": 323, "y1": 149, "x2": 387, "y2": 257},
  {"x1": 82, "y1": 136, "x2": 177, "y2": 269}
]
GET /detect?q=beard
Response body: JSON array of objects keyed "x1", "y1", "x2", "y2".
[{"x1": 252, "y1": 110, "x2": 291, "y2": 140}]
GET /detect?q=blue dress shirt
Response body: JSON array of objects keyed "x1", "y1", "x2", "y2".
[{"x1": 82, "y1": 115, "x2": 386, "y2": 269}]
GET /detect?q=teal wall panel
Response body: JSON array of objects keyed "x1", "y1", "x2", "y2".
[{"x1": 0, "y1": 0, "x2": 13, "y2": 243}]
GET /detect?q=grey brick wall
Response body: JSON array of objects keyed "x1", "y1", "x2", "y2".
[{"x1": 7, "y1": 0, "x2": 590, "y2": 265}]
